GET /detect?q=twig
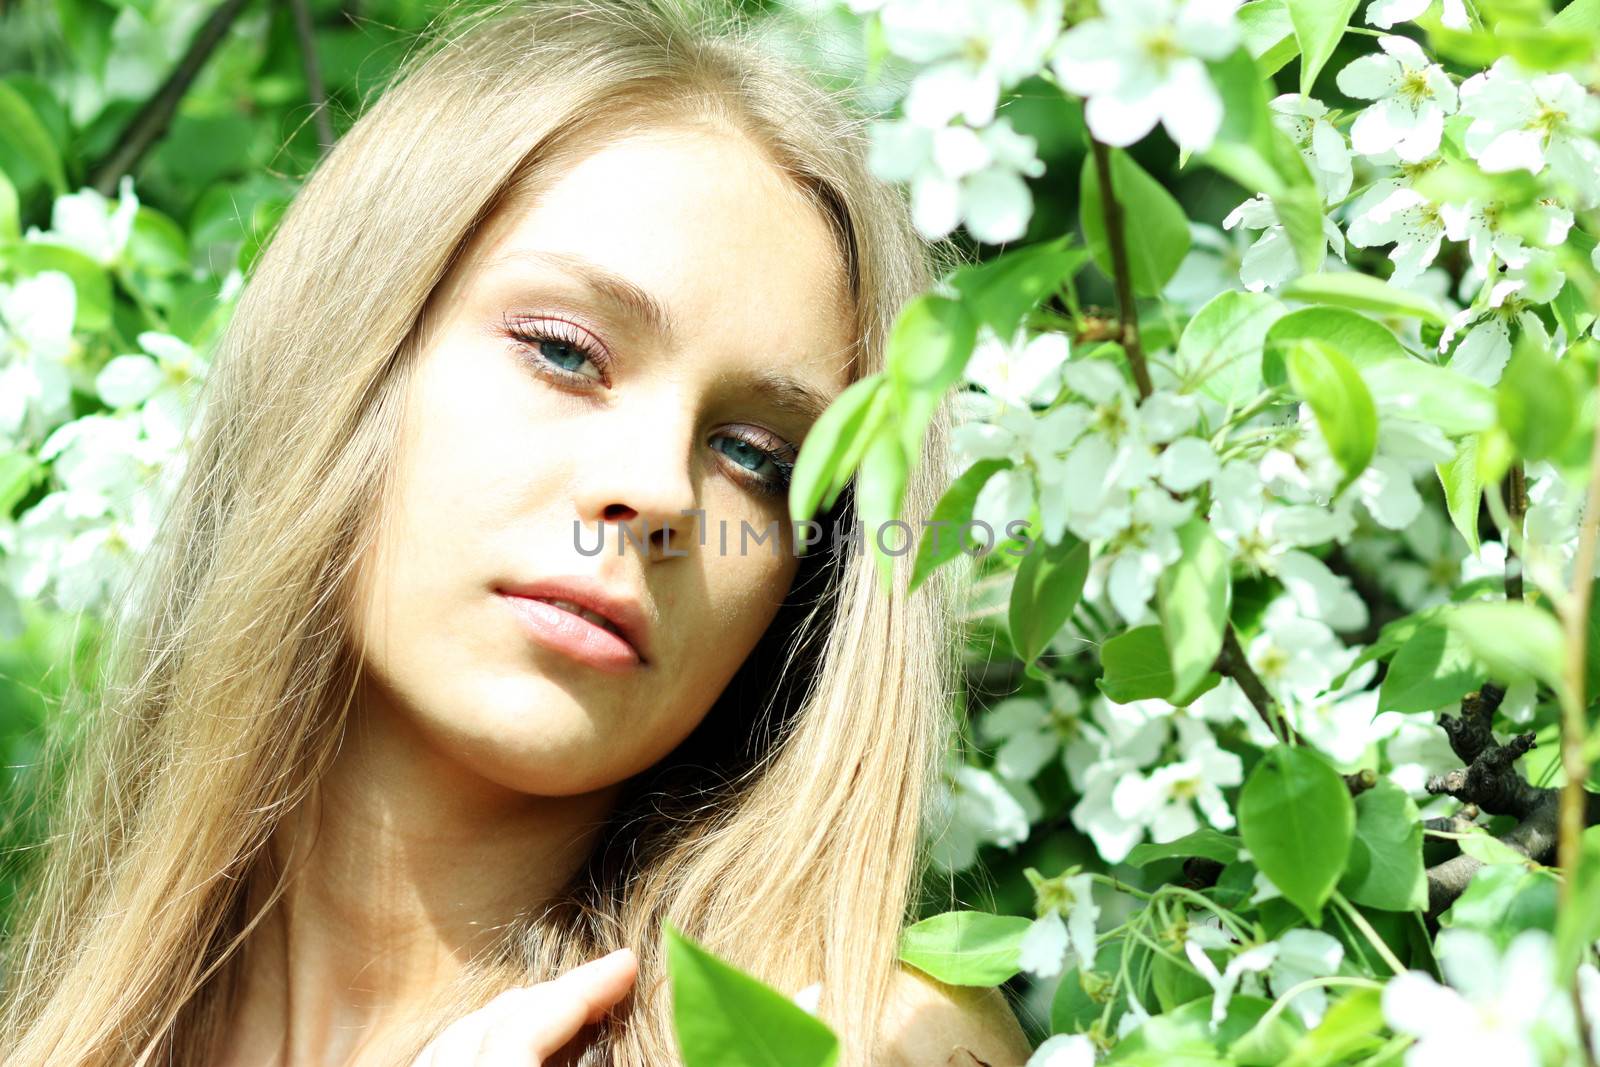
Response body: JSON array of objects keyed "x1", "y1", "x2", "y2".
[
  {"x1": 89, "y1": 0, "x2": 255, "y2": 195},
  {"x1": 286, "y1": 0, "x2": 335, "y2": 153},
  {"x1": 1088, "y1": 137, "x2": 1154, "y2": 400},
  {"x1": 1214, "y1": 625, "x2": 1306, "y2": 747},
  {"x1": 1505, "y1": 463, "x2": 1527, "y2": 601}
]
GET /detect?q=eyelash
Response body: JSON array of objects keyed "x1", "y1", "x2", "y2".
[{"x1": 502, "y1": 315, "x2": 798, "y2": 498}]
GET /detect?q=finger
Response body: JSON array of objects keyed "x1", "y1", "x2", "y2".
[{"x1": 507, "y1": 948, "x2": 639, "y2": 1059}]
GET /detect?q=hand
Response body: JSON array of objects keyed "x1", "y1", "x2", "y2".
[{"x1": 409, "y1": 948, "x2": 638, "y2": 1066}]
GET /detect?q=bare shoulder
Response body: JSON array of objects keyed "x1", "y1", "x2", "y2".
[{"x1": 875, "y1": 964, "x2": 1035, "y2": 1067}]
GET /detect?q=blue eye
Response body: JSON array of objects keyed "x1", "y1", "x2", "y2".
[
  {"x1": 505, "y1": 318, "x2": 607, "y2": 383},
  {"x1": 711, "y1": 434, "x2": 796, "y2": 497},
  {"x1": 504, "y1": 315, "x2": 797, "y2": 501}
]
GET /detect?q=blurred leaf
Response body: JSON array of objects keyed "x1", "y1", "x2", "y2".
[
  {"x1": 1285, "y1": 338, "x2": 1377, "y2": 493},
  {"x1": 1290, "y1": 0, "x2": 1359, "y2": 94},
  {"x1": 665, "y1": 921, "x2": 839, "y2": 1067},
  {"x1": 1278, "y1": 272, "x2": 1448, "y2": 324},
  {"x1": 1157, "y1": 518, "x2": 1232, "y2": 702}
]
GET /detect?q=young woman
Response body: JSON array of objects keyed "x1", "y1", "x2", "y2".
[{"x1": 0, "y1": 0, "x2": 1035, "y2": 1063}]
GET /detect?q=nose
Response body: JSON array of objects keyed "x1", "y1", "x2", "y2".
[{"x1": 572, "y1": 407, "x2": 700, "y2": 560}]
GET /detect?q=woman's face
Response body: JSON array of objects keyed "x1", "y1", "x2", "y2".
[{"x1": 351, "y1": 121, "x2": 855, "y2": 798}]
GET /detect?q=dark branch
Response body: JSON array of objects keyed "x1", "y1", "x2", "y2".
[
  {"x1": 90, "y1": 0, "x2": 255, "y2": 195},
  {"x1": 286, "y1": 0, "x2": 336, "y2": 153},
  {"x1": 1087, "y1": 137, "x2": 1153, "y2": 400}
]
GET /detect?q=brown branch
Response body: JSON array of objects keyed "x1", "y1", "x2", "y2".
[
  {"x1": 1088, "y1": 137, "x2": 1153, "y2": 400},
  {"x1": 1505, "y1": 463, "x2": 1527, "y2": 601},
  {"x1": 285, "y1": 0, "x2": 335, "y2": 153},
  {"x1": 1421, "y1": 710, "x2": 1600, "y2": 918},
  {"x1": 1214, "y1": 625, "x2": 1307, "y2": 748},
  {"x1": 89, "y1": 0, "x2": 255, "y2": 195}
]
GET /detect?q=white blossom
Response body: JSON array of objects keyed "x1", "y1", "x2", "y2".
[
  {"x1": 1364, "y1": 0, "x2": 1469, "y2": 31},
  {"x1": 23, "y1": 175, "x2": 140, "y2": 266},
  {"x1": 1335, "y1": 35, "x2": 1457, "y2": 163},
  {"x1": 1221, "y1": 194, "x2": 1346, "y2": 291},
  {"x1": 1458, "y1": 58, "x2": 1600, "y2": 207},
  {"x1": 1049, "y1": 0, "x2": 1242, "y2": 152},
  {"x1": 1383, "y1": 928, "x2": 1573, "y2": 1067},
  {"x1": 0, "y1": 271, "x2": 79, "y2": 446},
  {"x1": 880, "y1": 0, "x2": 1064, "y2": 127},
  {"x1": 1017, "y1": 867, "x2": 1100, "y2": 979},
  {"x1": 868, "y1": 115, "x2": 1044, "y2": 243},
  {"x1": 1026, "y1": 1034, "x2": 1097, "y2": 1067},
  {"x1": 1271, "y1": 94, "x2": 1353, "y2": 204}
]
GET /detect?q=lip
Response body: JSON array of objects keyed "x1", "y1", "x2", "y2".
[{"x1": 495, "y1": 576, "x2": 651, "y2": 671}]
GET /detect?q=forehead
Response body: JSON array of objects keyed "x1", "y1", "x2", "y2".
[{"x1": 467, "y1": 121, "x2": 856, "y2": 385}]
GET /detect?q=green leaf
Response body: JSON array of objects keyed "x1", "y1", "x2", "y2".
[
  {"x1": 1098, "y1": 624, "x2": 1221, "y2": 705},
  {"x1": 1080, "y1": 148, "x2": 1190, "y2": 297},
  {"x1": 1238, "y1": 746, "x2": 1355, "y2": 923},
  {"x1": 886, "y1": 294, "x2": 978, "y2": 460},
  {"x1": 948, "y1": 236, "x2": 1088, "y2": 338},
  {"x1": 1265, "y1": 307, "x2": 1406, "y2": 383},
  {"x1": 858, "y1": 430, "x2": 910, "y2": 591},
  {"x1": 1497, "y1": 332, "x2": 1579, "y2": 462},
  {"x1": 1009, "y1": 534, "x2": 1091, "y2": 668},
  {"x1": 1290, "y1": 0, "x2": 1360, "y2": 94},
  {"x1": 1176, "y1": 290, "x2": 1286, "y2": 404},
  {"x1": 665, "y1": 921, "x2": 840, "y2": 1067},
  {"x1": 1126, "y1": 828, "x2": 1244, "y2": 868},
  {"x1": 1454, "y1": 826, "x2": 1532, "y2": 867},
  {"x1": 1338, "y1": 780, "x2": 1428, "y2": 912},
  {"x1": 128, "y1": 205, "x2": 190, "y2": 276},
  {"x1": 1099, "y1": 625, "x2": 1174, "y2": 703},
  {"x1": 1552, "y1": 0, "x2": 1600, "y2": 30},
  {"x1": 1274, "y1": 183, "x2": 1328, "y2": 275},
  {"x1": 1109, "y1": 995, "x2": 1296, "y2": 1063},
  {"x1": 898, "y1": 911, "x2": 1033, "y2": 986},
  {"x1": 1438, "y1": 437, "x2": 1482, "y2": 553},
  {"x1": 1360, "y1": 359, "x2": 1497, "y2": 436},
  {"x1": 0, "y1": 81, "x2": 66, "y2": 195},
  {"x1": 788, "y1": 374, "x2": 886, "y2": 528},
  {"x1": 1437, "y1": 600, "x2": 1564, "y2": 692},
  {"x1": 0, "y1": 168, "x2": 17, "y2": 241},
  {"x1": 1152, "y1": 951, "x2": 1214, "y2": 1012},
  {"x1": 1198, "y1": 47, "x2": 1315, "y2": 203},
  {"x1": 0, "y1": 451, "x2": 39, "y2": 515},
  {"x1": 909, "y1": 458, "x2": 1013, "y2": 595},
  {"x1": 1440, "y1": 862, "x2": 1559, "y2": 952},
  {"x1": 1239, "y1": 0, "x2": 1301, "y2": 77},
  {"x1": 1285, "y1": 338, "x2": 1377, "y2": 494},
  {"x1": 1278, "y1": 272, "x2": 1448, "y2": 324},
  {"x1": 1052, "y1": 942, "x2": 1126, "y2": 1033},
  {"x1": 1278, "y1": 988, "x2": 1385, "y2": 1067},
  {"x1": 1157, "y1": 519, "x2": 1233, "y2": 702},
  {"x1": 1377, "y1": 620, "x2": 1484, "y2": 714}
]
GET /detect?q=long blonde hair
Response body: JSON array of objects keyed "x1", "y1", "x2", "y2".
[{"x1": 0, "y1": 1, "x2": 974, "y2": 1062}]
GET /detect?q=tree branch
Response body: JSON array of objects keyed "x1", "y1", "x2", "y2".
[
  {"x1": 1214, "y1": 624, "x2": 1307, "y2": 748},
  {"x1": 1088, "y1": 137, "x2": 1153, "y2": 400},
  {"x1": 286, "y1": 0, "x2": 335, "y2": 153},
  {"x1": 89, "y1": 0, "x2": 255, "y2": 195}
]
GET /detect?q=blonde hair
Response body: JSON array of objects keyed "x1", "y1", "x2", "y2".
[{"x1": 0, "y1": 1, "x2": 975, "y2": 1063}]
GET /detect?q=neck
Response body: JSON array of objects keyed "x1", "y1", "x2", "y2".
[{"x1": 222, "y1": 695, "x2": 623, "y2": 1067}]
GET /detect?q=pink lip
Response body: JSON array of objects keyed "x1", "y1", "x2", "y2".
[{"x1": 499, "y1": 593, "x2": 644, "y2": 673}]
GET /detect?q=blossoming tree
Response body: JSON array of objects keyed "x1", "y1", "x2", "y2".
[{"x1": 7, "y1": 0, "x2": 1600, "y2": 1064}]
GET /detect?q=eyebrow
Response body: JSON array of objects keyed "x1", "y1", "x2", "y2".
[{"x1": 483, "y1": 247, "x2": 842, "y2": 433}]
